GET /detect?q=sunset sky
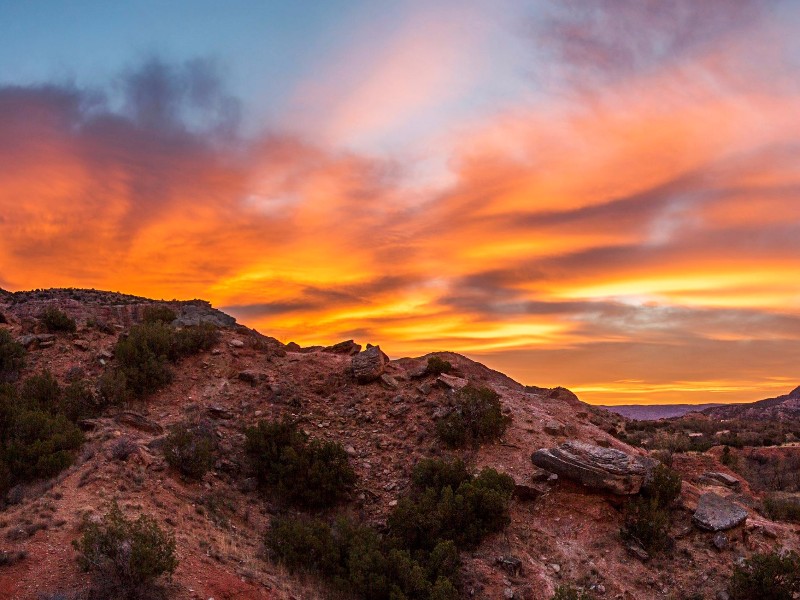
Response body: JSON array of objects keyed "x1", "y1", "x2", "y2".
[{"x1": 1, "y1": 0, "x2": 799, "y2": 405}]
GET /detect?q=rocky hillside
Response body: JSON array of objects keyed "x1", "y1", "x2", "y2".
[
  {"x1": 702, "y1": 387, "x2": 800, "y2": 421},
  {"x1": 0, "y1": 289, "x2": 796, "y2": 600}
]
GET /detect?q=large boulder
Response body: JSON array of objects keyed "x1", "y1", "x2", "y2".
[
  {"x1": 531, "y1": 440, "x2": 648, "y2": 495},
  {"x1": 352, "y1": 346, "x2": 386, "y2": 383},
  {"x1": 693, "y1": 492, "x2": 747, "y2": 531}
]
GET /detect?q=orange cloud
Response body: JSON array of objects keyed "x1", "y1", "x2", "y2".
[{"x1": 2, "y1": 3, "x2": 800, "y2": 405}]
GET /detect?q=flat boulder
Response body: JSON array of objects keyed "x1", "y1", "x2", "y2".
[
  {"x1": 437, "y1": 374, "x2": 468, "y2": 390},
  {"x1": 323, "y1": 340, "x2": 362, "y2": 355},
  {"x1": 531, "y1": 440, "x2": 648, "y2": 495},
  {"x1": 352, "y1": 345, "x2": 386, "y2": 383},
  {"x1": 699, "y1": 471, "x2": 741, "y2": 490},
  {"x1": 693, "y1": 492, "x2": 747, "y2": 531}
]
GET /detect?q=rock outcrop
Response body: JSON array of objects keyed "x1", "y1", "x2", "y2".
[
  {"x1": 352, "y1": 345, "x2": 386, "y2": 383},
  {"x1": 322, "y1": 340, "x2": 362, "y2": 355},
  {"x1": 531, "y1": 441, "x2": 648, "y2": 494},
  {"x1": 692, "y1": 492, "x2": 748, "y2": 531}
]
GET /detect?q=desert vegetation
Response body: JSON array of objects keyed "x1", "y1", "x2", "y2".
[
  {"x1": 39, "y1": 307, "x2": 77, "y2": 333},
  {"x1": 101, "y1": 321, "x2": 220, "y2": 402},
  {"x1": 74, "y1": 501, "x2": 177, "y2": 599},
  {"x1": 435, "y1": 385, "x2": 510, "y2": 448},
  {"x1": 245, "y1": 418, "x2": 357, "y2": 508},
  {"x1": 728, "y1": 550, "x2": 800, "y2": 600},
  {"x1": 266, "y1": 458, "x2": 513, "y2": 600},
  {"x1": 621, "y1": 464, "x2": 682, "y2": 552}
]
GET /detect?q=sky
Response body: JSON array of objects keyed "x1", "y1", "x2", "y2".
[{"x1": 1, "y1": 0, "x2": 799, "y2": 405}]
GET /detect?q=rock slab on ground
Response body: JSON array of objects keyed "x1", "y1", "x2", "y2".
[
  {"x1": 531, "y1": 440, "x2": 647, "y2": 494},
  {"x1": 693, "y1": 492, "x2": 747, "y2": 531}
]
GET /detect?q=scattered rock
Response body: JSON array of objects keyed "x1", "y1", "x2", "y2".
[
  {"x1": 352, "y1": 346, "x2": 386, "y2": 383},
  {"x1": 229, "y1": 339, "x2": 245, "y2": 348},
  {"x1": 700, "y1": 472, "x2": 741, "y2": 490},
  {"x1": 17, "y1": 334, "x2": 56, "y2": 349},
  {"x1": 408, "y1": 363, "x2": 429, "y2": 378},
  {"x1": 544, "y1": 420, "x2": 566, "y2": 435},
  {"x1": 626, "y1": 542, "x2": 650, "y2": 562},
  {"x1": 207, "y1": 405, "x2": 234, "y2": 420},
  {"x1": 693, "y1": 493, "x2": 748, "y2": 531},
  {"x1": 531, "y1": 441, "x2": 648, "y2": 494},
  {"x1": 712, "y1": 532, "x2": 729, "y2": 550},
  {"x1": 285, "y1": 342, "x2": 302, "y2": 352},
  {"x1": 496, "y1": 556, "x2": 523, "y2": 576},
  {"x1": 73, "y1": 339, "x2": 90, "y2": 351},
  {"x1": 116, "y1": 412, "x2": 164, "y2": 435},
  {"x1": 513, "y1": 481, "x2": 547, "y2": 501},
  {"x1": 416, "y1": 382, "x2": 432, "y2": 395},
  {"x1": 380, "y1": 373, "x2": 399, "y2": 390},
  {"x1": 504, "y1": 588, "x2": 514, "y2": 600},
  {"x1": 436, "y1": 374, "x2": 468, "y2": 390},
  {"x1": 322, "y1": 340, "x2": 362, "y2": 355},
  {"x1": 238, "y1": 370, "x2": 266, "y2": 386}
]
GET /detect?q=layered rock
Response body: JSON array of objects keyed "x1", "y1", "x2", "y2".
[
  {"x1": 352, "y1": 345, "x2": 386, "y2": 383},
  {"x1": 693, "y1": 492, "x2": 748, "y2": 531},
  {"x1": 531, "y1": 440, "x2": 648, "y2": 494},
  {"x1": 322, "y1": 340, "x2": 362, "y2": 355}
]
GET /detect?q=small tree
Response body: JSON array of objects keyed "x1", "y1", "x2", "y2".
[
  {"x1": 163, "y1": 420, "x2": 216, "y2": 480},
  {"x1": 0, "y1": 329, "x2": 24, "y2": 383},
  {"x1": 245, "y1": 419, "x2": 356, "y2": 508},
  {"x1": 729, "y1": 550, "x2": 800, "y2": 600},
  {"x1": 40, "y1": 307, "x2": 76, "y2": 333},
  {"x1": 436, "y1": 385, "x2": 510, "y2": 448},
  {"x1": 75, "y1": 502, "x2": 177, "y2": 600},
  {"x1": 426, "y1": 356, "x2": 452, "y2": 376},
  {"x1": 142, "y1": 305, "x2": 177, "y2": 325}
]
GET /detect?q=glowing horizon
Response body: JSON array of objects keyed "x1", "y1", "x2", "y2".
[{"x1": 1, "y1": 1, "x2": 799, "y2": 405}]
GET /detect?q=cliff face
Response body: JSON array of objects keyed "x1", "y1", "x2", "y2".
[{"x1": 0, "y1": 289, "x2": 796, "y2": 600}]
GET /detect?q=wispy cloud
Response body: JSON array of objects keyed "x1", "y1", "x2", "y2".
[{"x1": 1, "y1": 2, "x2": 799, "y2": 404}]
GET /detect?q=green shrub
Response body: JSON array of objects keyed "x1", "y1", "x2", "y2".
[
  {"x1": 62, "y1": 379, "x2": 102, "y2": 422},
  {"x1": 20, "y1": 370, "x2": 61, "y2": 412},
  {"x1": 426, "y1": 356, "x2": 452, "y2": 376},
  {"x1": 74, "y1": 501, "x2": 177, "y2": 600},
  {"x1": 729, "y1": 550, "x2": 800, "y2": 600},
  {"x1": 721, "y1": 445, "x2": 738, "y2": 468},
  {"x1": 39, "y1": 307, "x2": 76, "y2": 333},
  {"x1": 388, "y1": 460, "x2": 514, "y2": 551},
  {"x1": 142, "y1": 305, "x2": 177, "y2": 324},
  {"x1": 266, "y1": 515, "x2": 460, "y2": 600},
  {"x1": 169, "y1": 323, "x2": 220, "y2": 359},
  {"x1": 163, "y1": 420, "x2": 216, "y2": 480},
  {"x1": 642, "y1": 464, "x2": 682, "y2": 507},
  {"x1": 763, "y1": 495, "x2": 800, "y2": 523},
  {"x1": 98, "y1": 369, "x2": 132, "y2": 405},
  {"x1": 114, "y1": 323, "x2": 174, "y2": 398},
  {"x1": 245, "y1": 419, "x2": 356, "y2": 508},
  {"x1": 552, "y1": 585, "x2": 593, "y2": 600},
  {"x1": 435, "y1": 385, "x2": 510, "y2": 448},
  {"x1": 106, "y1": 322, "x2": 220, "y2": 401},
  {"x1": 621, "y1": 497, "x2": 671, "y2": 552},
  {"x1": 3, "y1": 409, "x2": 83, "y2": 483},
  {"x1": 621, "y1": 463, "x2": 681, "y2": 552},
  {"x1": 0, "y1": 329, "x2": 25, "y2": 382}
]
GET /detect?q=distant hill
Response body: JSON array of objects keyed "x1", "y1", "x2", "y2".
[
  {"x1": 601, "y1": 404, "x2": 723, "y2": 421},
  {"x1": 702, "y1": 386, "x2": 800, "y2": 421}
]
